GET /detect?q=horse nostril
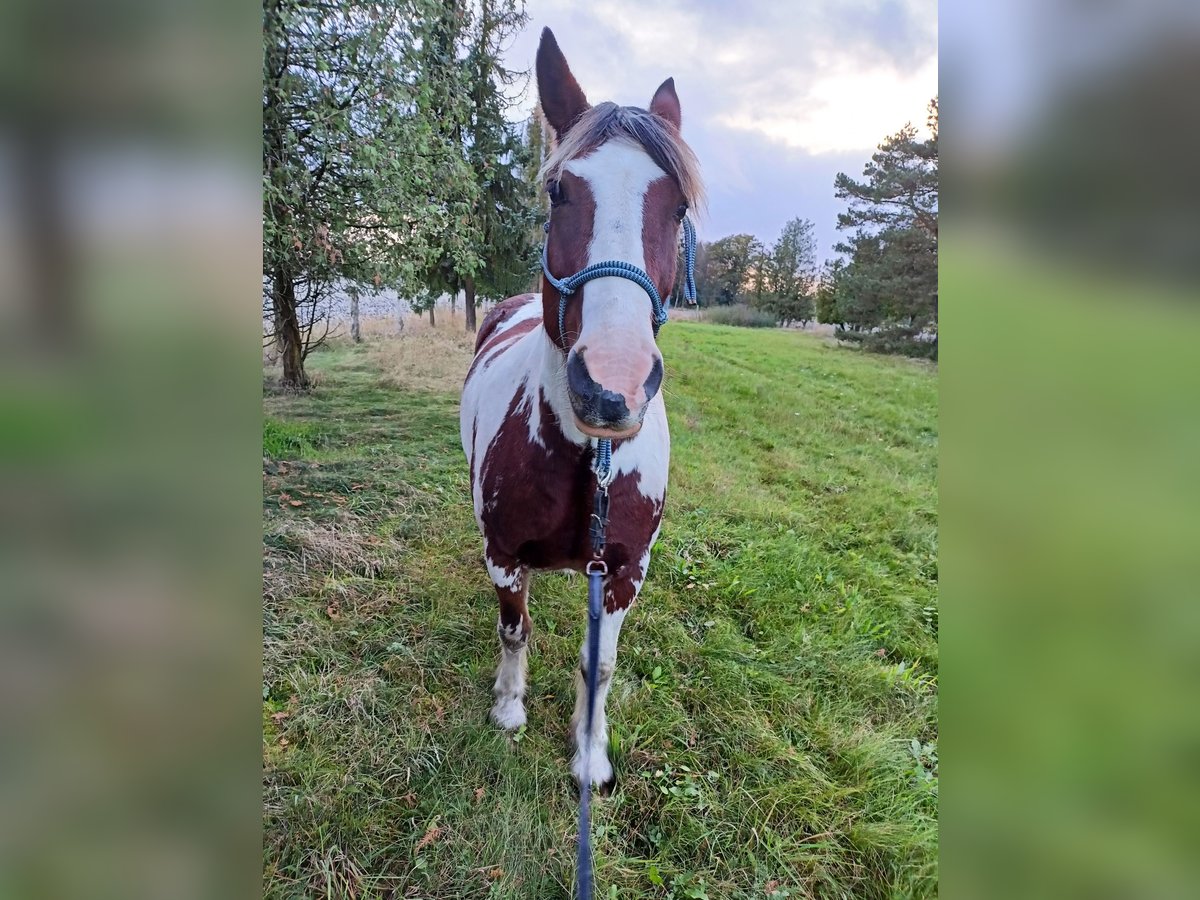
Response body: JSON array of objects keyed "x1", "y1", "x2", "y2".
[
  {"x1": 567, "y1": 351, "x2": 597, "y2": 401},
  {"x1": 643, "y1": 357, "x2": 663, "y2": 402}
]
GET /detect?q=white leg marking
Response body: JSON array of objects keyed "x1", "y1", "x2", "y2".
[
  {"x1": 485, "y1": 555, "x2": 522, "y2": 591},
  {"x1": 571, "y1": 604, "x2": 628, "y2": 787},
  {"x1": 492, "y1": 619, "x2": 528, "y2": 731}
]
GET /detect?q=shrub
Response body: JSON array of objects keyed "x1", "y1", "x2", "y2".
[
  {"x1": 837, "y1": 325, "x2": 938, "y2": 360},
  {"x1": 701, "y1": 305, "x2": 776, "y2": 328}
]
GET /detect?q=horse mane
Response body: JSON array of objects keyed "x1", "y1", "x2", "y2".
[{"x1": 538, "y1": 101, "x2": 706, "y2": 212}]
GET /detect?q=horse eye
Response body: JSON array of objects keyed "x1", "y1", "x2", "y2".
[
  {"x1": 547, "y1": 180, "x2": 566, "y2": 206},
  {"x1": 675, "y1": 203, "x2": 688, "y2": 221}
]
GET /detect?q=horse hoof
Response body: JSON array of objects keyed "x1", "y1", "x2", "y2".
[
  {"x1": 491, "y1": 697, "x2": 527, "y2": 731},
  {"x1": 597, "y1": 770, "x2": 617, "y2": 796},
  {"x1": 571, "y1": 749, "x2": 614, "y2": 791}
]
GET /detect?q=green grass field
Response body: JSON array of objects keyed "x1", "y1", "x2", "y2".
[{"x1": 262, "y1": 321, "x2": 938, "y2": 899}]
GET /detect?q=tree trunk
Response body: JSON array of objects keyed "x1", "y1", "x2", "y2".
[
  {"x1": 429, "y1": 303, "x2": 436, "y2": 327},
  {"x1": 465, "y1": 276, "x2": 477, "y2": 333},
  {"x1": 274, "y1": 272, "x2": 309, "y2": 390},
  {"x1": 21, "y1": 125, "x2": 76, "y2": 348},
  {"x1": 350, "y1": 294, "x2": 361, "y2": 343}
]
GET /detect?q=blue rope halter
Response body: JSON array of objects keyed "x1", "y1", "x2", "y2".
[{"x1": 542, "y1": 215, "x2": 697, "y2": 345}]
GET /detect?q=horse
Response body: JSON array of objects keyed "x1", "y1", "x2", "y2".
[{"x1": 460, "y1": 27, "x2": 703, "y2": 789}]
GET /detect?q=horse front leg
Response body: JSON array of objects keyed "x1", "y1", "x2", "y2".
[
  {"x1": 570, "y1": 577, "x2": 637, "y2": 789},
  {"x1": 489, "y1": 558, "x2": 531, "y2": 731}
]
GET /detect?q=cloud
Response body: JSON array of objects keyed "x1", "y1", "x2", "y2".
[
  {"x1": 508, "y1": 0, "x2": 937, "y2": 257},
  {"x1": 716, "y1": 53, "x2": 937, "y2": 154}
]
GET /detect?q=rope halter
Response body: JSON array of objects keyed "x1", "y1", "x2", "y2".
[{"x1": 542, "y1": 215, "x2": 697, "y2": 345}]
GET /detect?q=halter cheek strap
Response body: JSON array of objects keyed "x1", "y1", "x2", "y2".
[{"x1": 542, "y1": 216, "x2": 697, "y2": 344}]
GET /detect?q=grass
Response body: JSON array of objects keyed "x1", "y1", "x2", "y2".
[{"x1": 262, "y1": 321, "x2": 938, "y2": 899}]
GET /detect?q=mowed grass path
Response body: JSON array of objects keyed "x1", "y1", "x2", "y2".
[{"x1": 263, "y1": 322, "x2": 938, "y2": 899}]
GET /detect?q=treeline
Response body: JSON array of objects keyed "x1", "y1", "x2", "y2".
[
  {"x1": 692, "y1": 218, "x2": 819, "y2": 326},
  {"x1": 263, "y1": 0, "x2": 542, "y2": 388},
  {"x1": 694, "y1": 99, "x2": 938, "y2": 359}
]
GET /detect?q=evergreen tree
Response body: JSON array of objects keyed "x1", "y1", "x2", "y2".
[
  {"x1": 415, "y1": 0, "x2": 540, "y2": 332},
  {"x1": 408, "y1": 0, "x2": 482, "y2": 327},
  {"x1": 815, "y1": 259, "x2": 845, "y2": 326},
  {"x1": 521, "y1": 111, "x2": 550, "y2": 288},
  {"x1": 832, "y1": 98, "x2": 938, "y2": 357},
  {"x1": 462, "y1": 0, "x2": 540, "y2": 329}
]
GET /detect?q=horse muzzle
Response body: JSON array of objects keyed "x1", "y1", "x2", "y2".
[{"x1": 566, "y1": 347, "x2": 662, "y2": 438}]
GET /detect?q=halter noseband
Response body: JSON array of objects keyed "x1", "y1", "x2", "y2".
[{"x1": 542, "y1": 215, "x2": 697, "y2": 345}]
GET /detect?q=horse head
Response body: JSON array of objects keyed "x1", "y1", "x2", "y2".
[{"x1": 536, "y1": 28, "x2": 702, "y2": 439}]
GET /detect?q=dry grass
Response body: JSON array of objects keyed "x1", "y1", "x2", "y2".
[{"x1": 363, "y1": 314, "x2": 477, "y2": 393}]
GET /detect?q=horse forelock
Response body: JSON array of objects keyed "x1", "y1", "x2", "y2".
[{"x1": 538, "y1": 102, "x2": 705, "y2": 212}]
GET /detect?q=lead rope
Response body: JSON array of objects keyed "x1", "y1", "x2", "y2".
[
  {"x1": 578, "y1": 438, "x2": 613, "y2": 899},
  {"x1": 554, "y1": 213, "x2": 692, "y2": 900}
]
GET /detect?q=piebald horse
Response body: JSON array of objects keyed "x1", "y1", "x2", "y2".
[{"x1": 460, "y1": 28, "x2": 703, "y2": 789}]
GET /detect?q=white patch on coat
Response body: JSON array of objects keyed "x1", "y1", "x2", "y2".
[
  {"x1": 468, "y1": 295, "x2": 542, "y2": 380},
  {"x1": 537, "y1": 336, "x2": 588, "y2": 446},
  {"x1": 485, "y1": 552, "x2": 522, "y2": 590},
  {"x1": 629, "y1": 539, "x2": 656, "y2": 595},
  {"x1": 611, "y1": 394, "x2": 670, "y2": 501},
  {"x1": 463, "y1": 348, "x2": 538, "y2": 523}
]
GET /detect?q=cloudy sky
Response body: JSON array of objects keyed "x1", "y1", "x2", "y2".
[{"x1": 503, "y1": 0, "x2": 938, "y2": 262}]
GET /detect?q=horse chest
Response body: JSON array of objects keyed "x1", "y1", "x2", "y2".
[{"x1": 478, "y1": 430, "x2": 666, "y2": 577}]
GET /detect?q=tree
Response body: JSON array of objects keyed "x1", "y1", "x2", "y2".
[
  {"x1": 815, "y1": 259, "x2": 845, "y2": 326},
  {"x1": 462, "y1": 0, "x2": 541, "y2": 329},
  {"x1": 415, "y1": 0, "x2": 540, "y2": 333},
  {"x1": 757, "y1": 217, "x2": 817, "y2": 326},
  {"x1": 263, "y1": 0, "x2": 474, "y2": 388},
  {"x1": 830, "y1": 98, "x2": 938, "y2": 357},
  {"x1": 747, "y1": 240, "x2": 771, "y2": 308},
  {"x1": 519, "y1": 111, "x2": 550, "y2": 291},
  {"x1": 700, "y1": 234, "x2": 759, "y2": 305},
  {"x1": 407, "y1": 0, "x2": 483, "y2": 330}
]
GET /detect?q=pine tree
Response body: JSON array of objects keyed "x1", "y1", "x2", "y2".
[
  {"x1": 408, "y1": 0, "x2": 482, "y2": 327},
  {"x1": 832, "y1": 98, "x2": 938, "y2": 357},
  {"x1": 415, "y1": 0, "x2": 540, "y2": 332},
  {"x1": 815, "y1": 259, "x2": 845, "y2": 326}
]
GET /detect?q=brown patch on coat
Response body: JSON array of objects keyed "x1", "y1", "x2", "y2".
[
  {"x1": 478, "y1": 386, "x2": 663, "y2": 611},
  {"x1": 541, "y1": 171, "x2": 595, "y2": 350},
  {"x1": 466, "y1": 315, "x2": 540, "y2": 383},
  {"x1": 642, "y1": 176, "x2": 688, "y2": 306},
  {"x1": 475, "y1": 294, "x2": 537, "y2": 353}
]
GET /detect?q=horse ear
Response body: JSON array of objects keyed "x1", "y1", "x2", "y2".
[
  {"x1": 649, "y1": 77, "x2": 681, "y2": 130},
  {"x1": 537, "y1": 28, "x2": 589, "y2": 139}
]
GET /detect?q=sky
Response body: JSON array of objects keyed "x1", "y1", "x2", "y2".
[{"x1": 502, "y1": 0, "x2": 938, "y2": 262}]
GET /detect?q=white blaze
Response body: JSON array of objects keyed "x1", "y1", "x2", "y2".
[{"x1": 564, "y1": 141, "x2": 667, "y2": 396}]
